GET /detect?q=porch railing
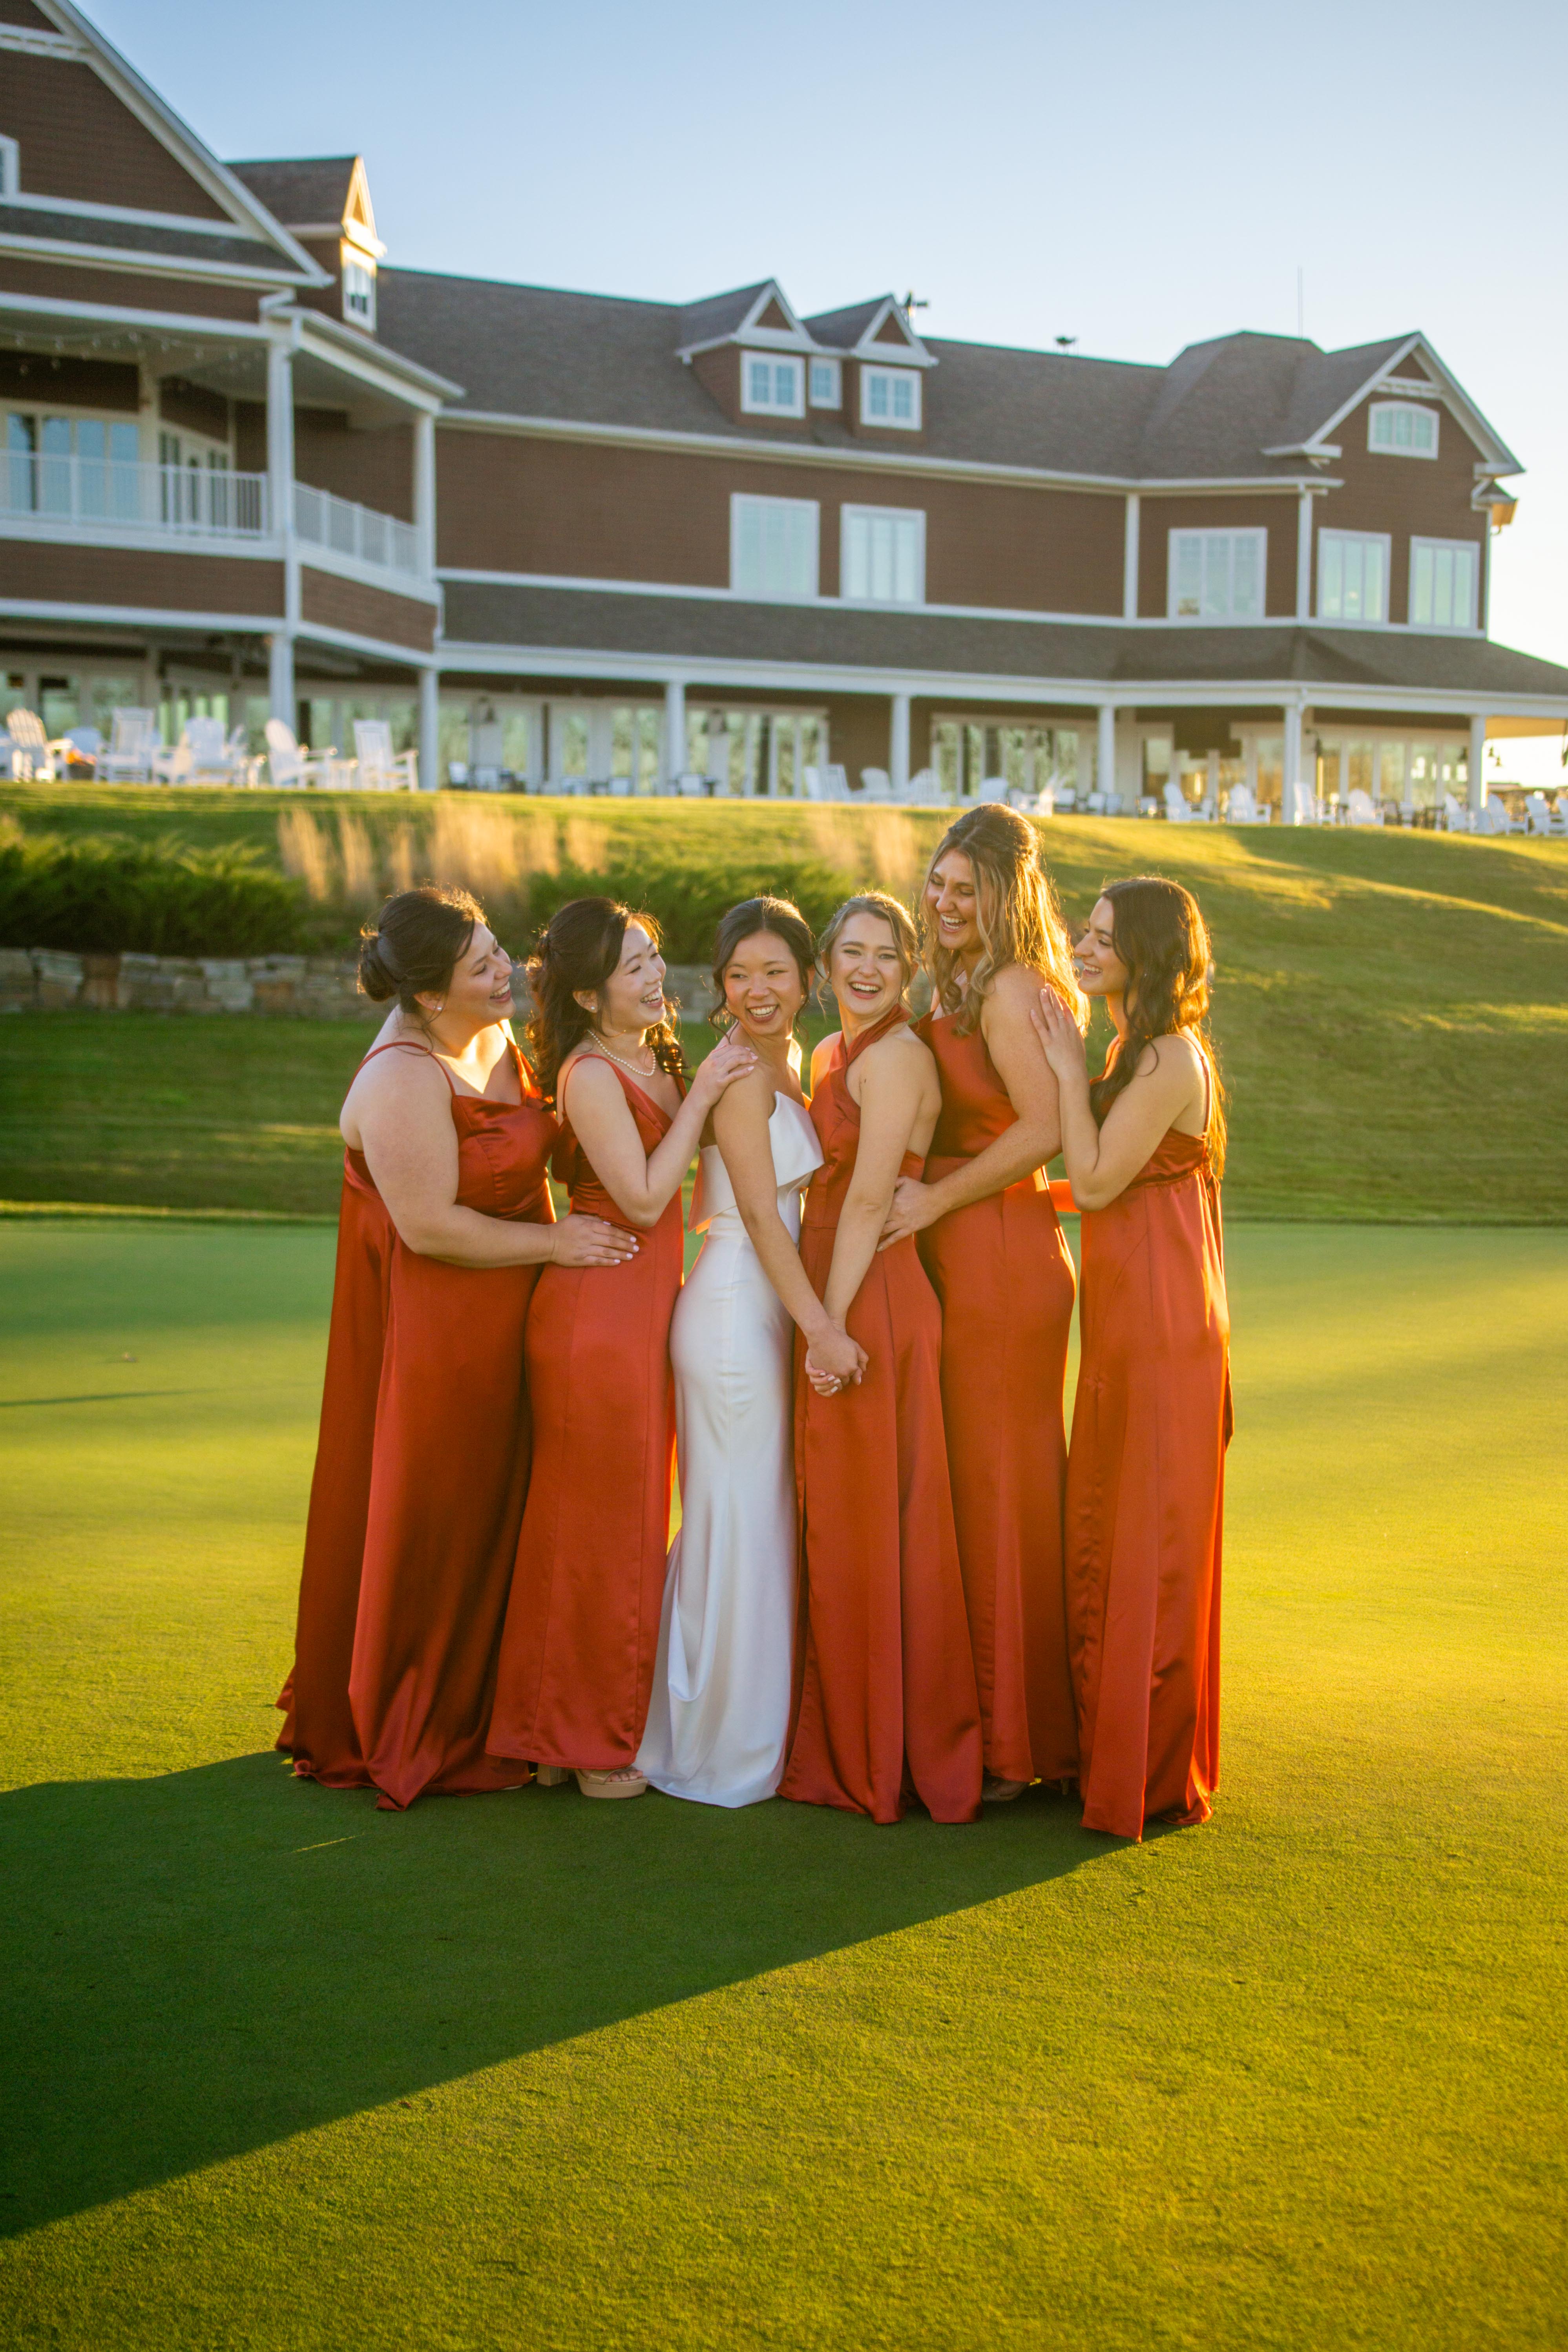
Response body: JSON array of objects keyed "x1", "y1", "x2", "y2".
[
  {"x1": 1, "y1": 453, "x2": 270, "y2": 537},
  {"x1": 293, "y1": 484, "x2": 423, "y2": 578}
]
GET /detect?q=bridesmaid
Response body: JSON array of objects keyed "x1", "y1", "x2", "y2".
[
  {"x1": 881, "y1": 804, "x2": 1086, "y2": 1802},
  {"x1": 487, "y1": 898, "x2": 754, "y2": 1799},
  {"x1": 277, "y1": 886, "x2": 637, "y2": 1811},
  {"x1": 782, "y1": 891, "x2": 983, "y2": 1827},
  {"x1": 1031, "y1": 877, "x2": 1232, "y2": 1841}
]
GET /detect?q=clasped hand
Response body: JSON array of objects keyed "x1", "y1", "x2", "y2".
[
  {"x1": 805, "y1": 1323, "x2": 867, "y2": 1399},
  {"x1": 877, "y1": 1174, "x2": 936, "y2": 1250}
]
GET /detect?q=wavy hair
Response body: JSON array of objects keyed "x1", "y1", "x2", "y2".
[
  {"x1": 525, "y1": 897, "x2": 685, "y2": 1106},
  {"x1": 817, "y1": 891, "x2": 920, "y2": 993},
  {"x1": 1088, "y1": 876, "x2": 1226, "y2": 1178},
  {"x1": 706, "y1": 896, "x2": 817, "y2": 1030},
  {"x1": 920, "y1": 804, "x2": 1086, "y2": 1036}
]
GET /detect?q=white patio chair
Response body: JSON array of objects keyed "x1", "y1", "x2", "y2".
[
  {"x1": 352, "y1": 719, "x2": 418, "y2": 791},
  {"x1": 1553, "y1": 792, "x2": 1568, "y2": 835},
  {"x1": 902, "y1": 766, "x2": 944, "y2": 806},
  {"x1": 857, "y1": 767, "x2": 893, "y2": 801},
  {"x1": 1438, "y1": 792, "x2": 1471, "y2": 834},
  {"x1": 1225, "y1": 783, "x2": 1270, "y2": 824},
  {"x1": 100, "y1": 708, "x2": 159, "y2": 783},
  {"x1": 265, "y1": 718, "x2": 338, "y2": 789},
  {"x1": 802, "y1": 764, "x2": 850, "y2": 802},
  {"x1": 1345, "y1": 788, "x2": 1383, "y2": 827},
  {"x1": 4, "y1": 708, "x2": 60, "y2": 782},
  {"x1": 977, "y1": 775, "x2": 1009, "y2": 803},
  {"x1": 1524, "y1": 792, "x2": 1556, "y2": 836},
  {"x1": 155, "y1": 715, "x2": 245, "y2": 785},
  {"x1": 1163, "y1": 780, "x2": 1198, "y2": 824}
]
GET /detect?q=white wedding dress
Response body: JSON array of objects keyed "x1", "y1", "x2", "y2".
[{"x1": 637, "y1": 1092, "x2": 823, "y2": 1807}]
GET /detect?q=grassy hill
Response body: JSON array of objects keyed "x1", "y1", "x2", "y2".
[{"x1": 1, "y1": 785, "x2": 1564, "y2": 1223}]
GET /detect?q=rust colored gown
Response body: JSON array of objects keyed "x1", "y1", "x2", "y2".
[
  {"x1": 1066, "y1": 1099, "x2": 1231, "y2": 1841},
  {"x1": 781, "y1": 1008, "x2": 983, "y2": 1826},
  {"x1": 276, "y1": 1038, "x2": 558, "y2": 1810},
  {"x1": 916, "y1": 1007, "x2": 1078, "y2": 1785},
  {"x1": 488, "y1": 1060, "x2": 684, "y2": 1771}
]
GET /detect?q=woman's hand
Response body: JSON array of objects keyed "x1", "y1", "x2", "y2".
[
  {"x1": 550, "y1": 1213, "x2": 641, "y2": 1269},
  {"x1": 878, "y1": 1174, "x2": 938, "y2": 1250},
  {"x1": 805, "y1": 1322, "x2": 867, "y2": 1396},
  {"x1": 1030, "y1": 987, "x2": 1090, "y2": 1085},
  {"x1": 690, "y1": 1026, "x2": 759, "y2": 1112}
]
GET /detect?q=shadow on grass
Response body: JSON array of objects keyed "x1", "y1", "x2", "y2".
[{"x1": 0, "y1": 1753, "x2": 1103, "y2": 2235}]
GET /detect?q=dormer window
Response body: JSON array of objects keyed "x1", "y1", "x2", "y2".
[
  {"x1": 1369, "y1": 401, "x2": 1438, "y2": 458},
  {"x1": 342, "y1": 247, "x2": 376, "y2": 329},
  {"x1": 809, "y1": 358, "x2": 841, "y2": 409},
  {"x1": 861, "y1": 366, "x2": 921, "y2": 429},
  {"x1": 741, "y1": 354, "x2": 804, "y2": 418}
]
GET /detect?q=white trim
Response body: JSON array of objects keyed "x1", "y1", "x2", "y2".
[
  {"x1": 0, "y1": 135, "x2": 18, "y2": 199},
  {"x1": 809, "y1": 356, "x2": 841, "y2": 409},
  {"x1": 1316, "y1": 528, "x2": 1391, "y2": 625},
  {"x1": 1122, "y1": 493, "x2": 1139, "y2": 621},
  {"x1": 0, "y1": 227, "x2": 309, "y2": 287},
  {"x1": 0, "y1": 285, "x2": 275, "y2": 341},
  {"x1": 1303, "y1": 331, "x2": 1521, "y2": 477},
  {"x1": 728, "y1": 491, "x2": 819, "y2": 600},
  {"x1": 1409, "y1": 537, "x2": 1480, "y2": 632},
  {"x1": 1296, "y1": 490, "x2": 1313, "y2": 620},
  {"x1": 858, "y1": 365, "x2": 922, "y2": 430},
  {"x1": 0, "y1": 515, "x2": 276, "y2": 560},
  {"x1": 438, "y1": 408, "x2": 1334, "y2": 498},
  {"x1": 0, "y1": 184, "x2": 313, "y2": 241},
  {"x1": 839, "y1": 504, "x2": 925, "y2": 604},
  {"x1": 290, "y1": 312, "x2": 458, "y2": 407},
  {"x1": 739, "y1": 351, "x2": 805, "y2": 419},
  {"x1": 1369, "y1": 400, "x2": 1439, "y2": 459},
  {"x1": 298, "y1": 546, "x2": 440, "y2": 608},
  {"x1": 1167, "y1": 526, "x2": 1268, "y2": 622},
  {"x1": 0, "y1": 23, "x2": 88, "y2": 60}
]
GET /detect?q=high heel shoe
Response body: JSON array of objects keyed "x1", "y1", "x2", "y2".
[
  {"x1": 574, "y1": 1766, "x2": 648, "y2": 1800},
  {"x1": 534, "y1": 1764, "x2": 570, "y2": 1788}
]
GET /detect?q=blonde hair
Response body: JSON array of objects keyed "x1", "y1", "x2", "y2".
[
  {"x1": 921, "y1": 803, "x2": 1087, "y2": 1035},
  {"x1": 817, "y1": 891, "x2": 920, "y2": 992}
]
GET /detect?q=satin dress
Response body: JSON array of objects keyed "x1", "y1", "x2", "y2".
[
  {"x1": 1066, "y1": 1097, "x2": 1232, "y2": 1840},
  {"x1": 917, "y1": 1008, "x2": 1079, "y2": 1786},
  {"x1": 782, "y1": 1007, "x2": 983, "y2": 1826},
  {"x1": 489, "y1": 1058, "x2": 685, "y2": 1772},
  {"x1": 277, "y1": 1039, "x2": 558, "y2": 1810},
  {"x1": 638, "y1": 1094, "x2": 823, "y2": 1808}
]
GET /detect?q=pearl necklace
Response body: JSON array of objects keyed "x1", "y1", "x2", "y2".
[{"x1": 590, "y1": 1030, "x2": 656, "y2": 1077}]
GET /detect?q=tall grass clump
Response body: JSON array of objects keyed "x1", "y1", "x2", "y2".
[{"x1": 0, "y1": 820, "x2": 305, "y2": 956}]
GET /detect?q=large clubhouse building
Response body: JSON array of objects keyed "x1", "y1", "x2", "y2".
[{"x1": 4, "y1": 0, "x2": 1568, "y2": 816}]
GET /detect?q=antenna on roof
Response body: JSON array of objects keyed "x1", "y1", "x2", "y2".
[
  {"x1": 1055, "y1": 336, "x2": 1078, "y2": 352},
  {"x1": 901, "y1": 292, "x2": 929, "y2": 314}
]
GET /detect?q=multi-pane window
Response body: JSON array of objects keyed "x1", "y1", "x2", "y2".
[
  {"x1": 840, "y1": 505, "x2": 925, "y2": 604},
  {"x1": 1168, "y1": 529, "x2": 1266, "y2": 620},
  {"x1": 730, "y1": 493, "x2": 819, "y2": 599},
  {"x1": 860, "y1": 367, "x2": 921, "y2": 429},
  {"x1": 1317, "y1": 530, "x2": 1390, "y2": 624},
  {"x1": 342, "y1": 252, "x2": 376, "y2": 328},
  {"x1": 5, "y1": 412, "x2": 140, "y2": 518},
  {"x1": 809, "y1": 358, "x2": 841, "y2": 408},
  {"x1": 1369, "y1": 401, "x2": 1438, "y2": 458},
  {"x1": 740, "y1": 354, "x2": 804, "y2": 417},
  {"x1": 1409, "y1": 538, "x2": 1478, "y2": 630}
]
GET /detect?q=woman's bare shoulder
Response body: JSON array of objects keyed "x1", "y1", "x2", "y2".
[
  {"x1": 1135, "y1": 1030, "x2": 1205, "y2": 1084},
  {"x1": 984, "y1": 961, "x2": 1048, "y2": 1017},
  {"x1": 866, "y1": 1022, "x2": 936, "y2": 1079},
  {"x1": 810, "y1": 1032, "x2": 842, "y2": 1084}
]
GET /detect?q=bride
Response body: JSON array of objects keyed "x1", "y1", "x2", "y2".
[{"x1": 638, "y1": 898, "x2": 866, "y2": 1807}]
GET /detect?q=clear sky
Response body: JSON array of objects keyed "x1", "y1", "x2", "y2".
[{"x1": 86, "y1": 0, "x2": 1568, "y2": 674}]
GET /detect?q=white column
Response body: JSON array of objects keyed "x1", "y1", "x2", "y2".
[
  {"x1": 1469, "y1": 713, "x2": 1488, "y2": 814},
  {"x1": 1296, "y1": 488, "x2": 1314, "y2": 621},
  {"x1": 412, "y1": 409, "x2": 436, "y2": 580},
  {"x1": 418, "y1": 665, "x2": 439, "y2": 793},
  {"x1": 266, "y1": 332, "x2": 297, "y2": 726},
  {"x1": 890, "y1": 690, "x2": 911, "y2": 797},
  {"x1": 1283, "y1": 701, "x2": 1305, "y2": 822},
  {"x1": 1205, "y1": 748, "x2": 1220, "y2": 816},
  {"x1": 1123, "y1": 493, "x2": 1140, "y2": 621},
  {"x1": 663, "y1": 679, "x2": 686, "y2": 787},
  {"x1": 1097, "y1": 702, "x2": 1116, "y2": 800},
  {"x1": 1335, "y1": 744, "x2": 1347, "y2": 807}
]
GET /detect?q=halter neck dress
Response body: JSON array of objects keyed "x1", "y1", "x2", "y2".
[
  {"x1": 916, "y1": 1001, "x2": 1079, "y2": 1786},
  {"x1": 1066, "y1": 1063, "x2": 1232, "y2": 1839},
  {"x1": 488, "y1": 1054, "x2": 686, "y2": 1773},
  {"x1": 277, "y1": 1037, "x2": 558, "y2": 1809},
  {"x1": 781, "y1": 1006, "x2": 983, "y2": 1826}
]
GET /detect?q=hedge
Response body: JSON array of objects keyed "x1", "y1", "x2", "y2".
[{"x1": 0, "y1": 826, "x2": 307, "y2": 957}]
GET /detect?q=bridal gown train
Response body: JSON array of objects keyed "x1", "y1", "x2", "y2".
[{"x1": 637, "y1": 1092, "x2": 823, "y2": 1808}]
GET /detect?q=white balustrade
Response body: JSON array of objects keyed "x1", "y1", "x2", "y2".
[
  {"x1": 0, "y1": 453, "x2": 269, "y2": 537},
  {"x1": 294, "y1": 483, "x2": 423, "y2": 579}
]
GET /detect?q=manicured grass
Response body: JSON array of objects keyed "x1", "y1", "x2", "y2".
[{"x1": 0, "y1": 1221, "x2": 1564, "y2": 2349}]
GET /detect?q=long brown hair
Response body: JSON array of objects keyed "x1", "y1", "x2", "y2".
[
  {"x1": 526, "y1": 897, "x2": 685, "y2": 1105},
  {"x1": 921, "y1": 804, "x2": 1086, "y2": 1035},
  {"x1": 358, "y1": 885, "x2": 482, "y2": 1026},
  {"x1": 1088, "y1": 876, "x2": 1226, "y2": 1177}
]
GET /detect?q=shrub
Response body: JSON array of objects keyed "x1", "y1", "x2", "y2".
[{"x1": 0, "y1": 824, "x2": 307, "y2": 956}]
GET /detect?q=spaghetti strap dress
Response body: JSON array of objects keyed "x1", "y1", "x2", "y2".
[
  {"x1": 1066, "y1": 1073, "x2": 1232, "y2": 1841},
  {"x1": 916, "y1": 1006, "x2": 1078, "y2": 1785},
  {"x1": 276, "y1": 1037, "x2": 559, "y2": 1810},
  {"x1": 781, "y1": 1007, "x2": 983, "y2": 1826},
  {"x1": 488, "y1": 1057, "x2": 685, "y2": 1772}
]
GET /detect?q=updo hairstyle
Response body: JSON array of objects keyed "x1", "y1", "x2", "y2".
[
  {"x1": 707, "y1": 896, "x2": 817, "y2": 1030},
  {"x1": 816, "y1": 891, "x2": 920, "y2": 992},
  {"x1": 526, "y1": 896, "x2": 685, "y2": 1105},
  {"x1": 358, "y1": 886, "x2": 482, "y2": 1022}
]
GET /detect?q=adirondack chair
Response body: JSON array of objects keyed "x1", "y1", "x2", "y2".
[
  {"x1": 100, "y1": 708, "x2": 159, "y2": 783},
  {"x1": 1439, "y1": 792, "x2": 1472, "y2": 833},
  {"x1": 903, "y1": 766, "x2": 944, "y2": 805},
  {"x1": 857, "y1": 767, "x2": 893, "y2": 801},
  {"x1": 1524, "y1": 792, "x2": 1557, "y2": 835},
  {"x1": 352, "y1": 719, "x2": 418, "y2": 791},
  {"x1": 4, "y1": 708, "x2": 61, "y2": 781},
  {"x1": 801, "y1": 764, "x2": 849, "y2": 802},
  {"x1": 265, "y1": 718, "x2": 340, "y2": 789},
  {"x1": 1225, "y1": 783, "x2": 1270, "y2": 824},
  {"x1": 1474, "y1": 798, "x2": 1523, "y2": 836},
  {"x1": 1163, "y1": 779, "x2": 1203, "y2": 823},
  {"x1": 1345, "y1": 788, "x2": 1383, "y2": 826},
  {"x1": 154, "y1": 716, "x2": 249, "y2": 785},
  {"x1": 977, "y1": 774, "x2": 1009, "y2": 803}
]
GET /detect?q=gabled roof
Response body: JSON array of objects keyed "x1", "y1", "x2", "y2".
[
  {"x1": 806, "y1": 294, "x2": 935, "y2": 367},
  {"x1": 228, "y1": 157, "x2": 358, "y2": 232},
  {"x1": 675, "y1": 279, "x2": 816, "y2": 354}
]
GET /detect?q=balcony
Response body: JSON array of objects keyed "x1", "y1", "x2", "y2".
[
  {"x1": 2, "y1": 453, "x2": 270, "y2": 539},
  {"x1": 294, "y1": 484, "x2": 423, "y2": 579}
]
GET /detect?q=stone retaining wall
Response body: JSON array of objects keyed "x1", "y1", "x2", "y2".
[{"x1": 0, "y1": 951, "x2": 722, "y2": 1019}]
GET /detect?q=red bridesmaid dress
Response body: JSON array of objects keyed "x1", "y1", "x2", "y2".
[
  {"x1": 916, "y1": 1007, "x2": 1078, "y2": 1786},
  {"x1": 782, "y1": 1007, "x2": 983, "y2": 1826},
  {"x1": 1065, "y1": 1086, "x2": 1231, "y2": 1841},
  {"x1": 277, "y1": 1039, "x2": 559, "y2": 1810},
  {"x1": 488, "y1": 1060, "x2": 684, "y2": 1771}
]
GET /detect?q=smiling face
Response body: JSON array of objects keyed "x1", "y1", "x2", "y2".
[
  {"x1": 926, "y1": 847, "x2": 981, "y2": 963},
  {"x1": 827, "y1": 913, "x2": 907, "y2": 1027},
  {"x1": 419, "y1": 921, "x2": 514, "y2": 1028},
  {"x1": 1074, "y1": 897, "x2": 1132, "y2": 1001},
  {"x1": 586, "y1": 920, "x2": 667, "y2": 1035},
  {"x1": 721, "y1": 930, "x2": 807, "y2": 1044}
]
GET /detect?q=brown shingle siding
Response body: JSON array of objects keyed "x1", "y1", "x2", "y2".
[
  {"x1": 0, "y1": 57, "x2": 228, "y2": 216},
  {"x1": 1313, "y1": 396, "x2": 1486, "y2": 623},
  {"x1": 299, "y1": 566, "x2": 436, "y2": 651},
  {"x1": 1138, "y1": 494, "x2": 1301, "y2": 619},
  {"x1": 0, "y1": 539, "x2": 283, "y2": 614},
  {"x1": 0, "y1": 257, "x2": 261, "y2": 318}
]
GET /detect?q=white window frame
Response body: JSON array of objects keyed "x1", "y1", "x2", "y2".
[
  {"x1": 840, "y1": 504, "x2": 926, "y2": 605},
  {"x1": 1409, "y1": 537, "x2": 1479, "y2": 632},
  {"x1": 342, "y1": 247, "x2": 377, "y2": 330},
  {"x1": 729, "y1": 492, "x2": 819, "y2": 601},
  {"x1": 0, "y1": 138, "x2": 18, "y2": 199},
  {"x1": 739, "y1": 352, "x2": 805, "y2": 419},
  {"x1": 1166, "y1": 528, "x2": 1267, "y2": 622},
  {"x1": 809, "y1": 357, "x2": 841, "y2": 409},
  {"x1": 1316, "y1": 528, "x2": 1391, "y2": 625},
  {"x1": 1368, "y1": 400, "x2": 1439, "y2": 459},
  {"x1": 859, "y1": 366, "x2": 922, "y2": 430}
]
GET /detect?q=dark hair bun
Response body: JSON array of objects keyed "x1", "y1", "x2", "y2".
[{"x1": 357, "y1": 933, "x2": 398, "y2": 1002}]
